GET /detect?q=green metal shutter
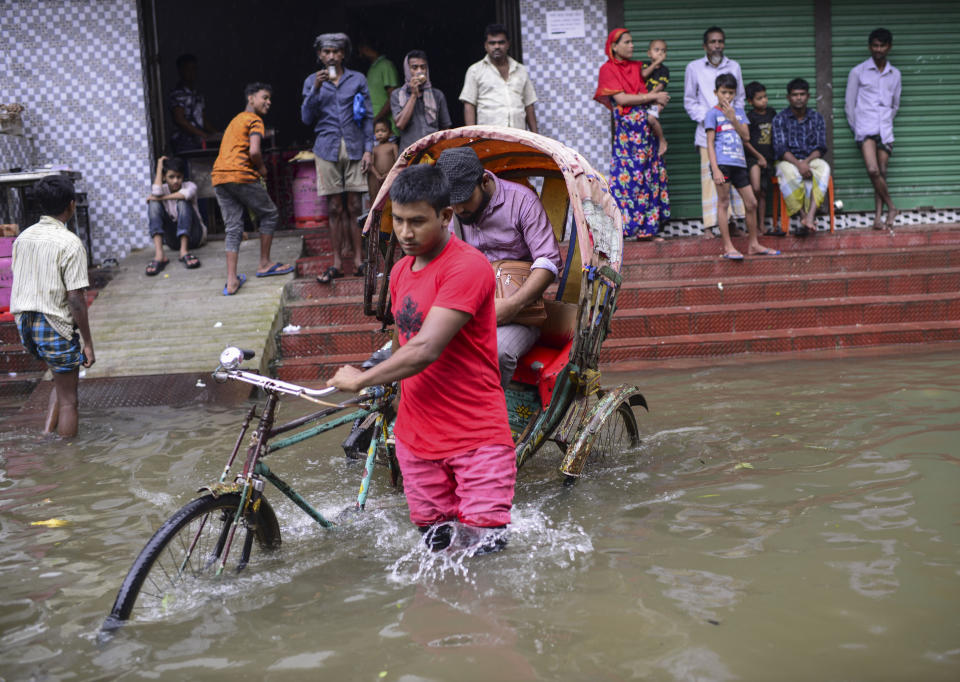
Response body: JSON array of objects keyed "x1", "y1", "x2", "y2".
[
  {"x1": 623, "y1": 1, "x2": 816, "y2": 220},
  {"x1": 831, "y1": 1, "x2": 960, "y2": 212}
]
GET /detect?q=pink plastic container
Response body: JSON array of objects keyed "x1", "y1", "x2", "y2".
[
  {"x1": 0, "y1": 237, "x2": 14, "y2": 259},
  {"x1": 292, "y1": 160, "x2": 328, "y2": 228}
]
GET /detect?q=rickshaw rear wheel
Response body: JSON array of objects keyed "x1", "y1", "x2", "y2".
[{"x1": 560, "y1": 387, "x2": 643, "y2": 483}]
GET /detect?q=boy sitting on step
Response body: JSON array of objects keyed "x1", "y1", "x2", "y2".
[{"x1": 145, "y1": 156, "x2": 207, "y2": 276}]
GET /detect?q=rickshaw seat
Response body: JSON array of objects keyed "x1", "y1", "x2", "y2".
[{"x1": 511, "y1": 300, "x2": 578, "y2": 407}]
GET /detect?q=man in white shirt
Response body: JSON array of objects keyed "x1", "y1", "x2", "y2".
[
  {"x1": 684, "y1": 26, "x2": 746, "y2": 235},
  {"x1": 845, "y1": 27, "x2": 901, "y2": 229},
  {"x1": 460, "y1": 24, "x2": 538, "y2": 132}
]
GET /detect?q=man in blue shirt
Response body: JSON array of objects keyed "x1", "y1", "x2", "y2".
[
  {"x1": 302, "y1": 33, "x2": 374, "y2": 282},
  {"x1": 772, "y1": 78, "x2": 830, "y2": 235}
]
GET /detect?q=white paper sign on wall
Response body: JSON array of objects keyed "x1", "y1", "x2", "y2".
[{"x1": 545, "y1": 10, "x2": 585, "y2": 40}]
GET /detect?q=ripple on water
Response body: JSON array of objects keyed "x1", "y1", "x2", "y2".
[{"x1": 1, "y1": 352, "x2": 959, "y2": 681}]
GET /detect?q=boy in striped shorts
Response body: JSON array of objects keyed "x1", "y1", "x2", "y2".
[{"x1": 11, "y1": 175, "x2": 95, "y2": 438}]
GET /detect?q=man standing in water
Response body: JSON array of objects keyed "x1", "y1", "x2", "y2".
[
  {"x1": 328, "y1": 165, "x2": 516, "y2": 554},
  {"x1": 10, "y1": 175, "x2": 95, "y2": 438}
]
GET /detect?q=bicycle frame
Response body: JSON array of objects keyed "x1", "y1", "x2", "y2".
[{"x1": 200, "y1": 360, "x2": 398, "y2": 575}]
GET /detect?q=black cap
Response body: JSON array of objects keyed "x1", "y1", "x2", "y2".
[{"x1": 436, "y1": 147, "x2": 485, "y2": 203}]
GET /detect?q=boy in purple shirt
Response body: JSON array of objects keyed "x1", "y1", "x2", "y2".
[
  {"x1": 845, "y1": 28, "x2": 901, "y2": 229},
  {"x1": 705, "y1": 74, "x2": 779, "y2": 260}
]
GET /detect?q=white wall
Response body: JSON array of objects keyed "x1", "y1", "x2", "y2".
[
  {"x1": 519, "y1": 0, "x2": 611, "y2": 175},
  {"x1": 0, "y1": 0, "x2": 153, "y2": 263}
]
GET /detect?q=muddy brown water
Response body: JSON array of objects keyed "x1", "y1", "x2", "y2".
[{"x1": 1, "y1": 351, "x2": 958, "y2": 681}]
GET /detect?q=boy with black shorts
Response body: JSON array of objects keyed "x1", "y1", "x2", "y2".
[
  {"x1": 744, "y1": 81, "x2": 777, "y2": 234},
  {"x1": 10, "y1": 175, "x2": 95, "y2": 437},
  {"x1": 705, "y1": 73, "x2": 779, "y2": 260}
]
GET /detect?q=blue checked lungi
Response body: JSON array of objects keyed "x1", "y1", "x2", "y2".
[{"x1": 16, "y1": 311, "x2": 83, "y2": 373}]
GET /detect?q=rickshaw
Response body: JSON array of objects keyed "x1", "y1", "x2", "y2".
[
  {"x1": 362, "y1": 126, "x2": 646, "y2": 479},
  {"x1": 103, "y1": 127, "x2": 645, "y2": 628}
]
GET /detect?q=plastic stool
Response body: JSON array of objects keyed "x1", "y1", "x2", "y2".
[{"x1": 776, "y1": 174, "x2": 835, "y2": 233}]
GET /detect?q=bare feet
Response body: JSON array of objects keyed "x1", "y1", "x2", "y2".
[
  {"x1": 885, "y1": 207, "x2": 898, "y2": 228},
  {"x1": 701, "y1": 227, "x2": 717, "y2": 239}
]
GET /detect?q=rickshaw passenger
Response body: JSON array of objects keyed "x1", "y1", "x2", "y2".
[
  {"x1": 328, "y1": 164, "x2": 516, "y2": 553},
  {"x1": 436, "y1": 147, "x2": 562, "y2": 387}
]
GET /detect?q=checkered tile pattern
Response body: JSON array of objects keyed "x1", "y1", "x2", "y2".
[
  {"x1": 661, "y1": 209, "x2": 960, "y2": 237},
  {"x1": 0, "y1": 0, "x2": 152, "y2": 263},
  {"x1": 0, "y1": 133, "x2": 37, "y2": 168},
  {"x1": 519, "y1": 0, "x2": 611, "y2": 175}
]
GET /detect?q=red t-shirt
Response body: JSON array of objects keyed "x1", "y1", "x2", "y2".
[{"x1": 389, "y1": 236, "x2": 514, "y2": 459}]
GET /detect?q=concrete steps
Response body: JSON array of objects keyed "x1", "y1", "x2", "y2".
[
  {"x1": 600, "y1": 320, "x2": 960, "y2": 363},
  {"x1": 274, "y1": 223, "x2": 960, "y2": 377}
]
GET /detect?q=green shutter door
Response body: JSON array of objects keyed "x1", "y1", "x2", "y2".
[
  {"x1": 623, "y1": 1, "x2": 816, "y2": 220},
  {"x1": 831, "y1": 1, "x2": 960, "y2": 212}
]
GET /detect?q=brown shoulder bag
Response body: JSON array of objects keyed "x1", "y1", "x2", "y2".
[{"x1": 492, "y1": 260, "x2": 548, "y2": 327}]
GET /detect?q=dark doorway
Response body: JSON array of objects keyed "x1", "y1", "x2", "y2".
[{"x1": 144, "y1": 0, "x2": 500, "y2": 154}]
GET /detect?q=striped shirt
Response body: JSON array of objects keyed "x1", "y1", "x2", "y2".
[{"x1": 11, "y1": 215, "x2": 89, "y2": 340}]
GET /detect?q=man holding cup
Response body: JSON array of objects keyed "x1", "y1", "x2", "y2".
[{"x1": 302, "y1": 32, "x2": 374, "y2": 283}]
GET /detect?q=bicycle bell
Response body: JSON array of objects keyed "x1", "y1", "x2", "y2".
[{"x1": 219, "y1": 346, "x2": 245, "y2": 370}]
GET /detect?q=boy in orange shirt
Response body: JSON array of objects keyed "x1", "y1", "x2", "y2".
[{"x1": 212, "y1": 83, "x2": 293, "y2": 295}]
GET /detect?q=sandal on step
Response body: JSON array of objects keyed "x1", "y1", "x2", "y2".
[
  {"x1": 146, "y1": 259, "x2": 168, "y2": 276},
  {"x1": 179, "y1": 253, "x2": 201, "y2": 269},
  {"x1": 317, "y1": 266, "x2": 344, "y2": 284}
]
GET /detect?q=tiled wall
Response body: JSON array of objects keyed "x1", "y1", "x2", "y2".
[
  {"x1": 0, "y1": 0, "x2": 152, "y2": 263},
  {"x1": 518, "y1": 0, "x2": 611, "y2": 176}
]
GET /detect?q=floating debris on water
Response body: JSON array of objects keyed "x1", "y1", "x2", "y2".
[{"x1": 31, "y1": 519, "x2": 68, "y2": 527}]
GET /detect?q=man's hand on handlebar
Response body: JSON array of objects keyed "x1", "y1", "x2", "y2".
[{"x1": 328, "y1": 365, "x2": 365, "y2": 394}]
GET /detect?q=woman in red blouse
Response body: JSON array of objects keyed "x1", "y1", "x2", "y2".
[{"x1": 595, "y1": 28, "x2": 671, "y2": 240}]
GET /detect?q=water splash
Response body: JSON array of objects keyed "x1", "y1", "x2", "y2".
[{"x1": 386, "y1": 506, "x2": 593, "y2": 590}]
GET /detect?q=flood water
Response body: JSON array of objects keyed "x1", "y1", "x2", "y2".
[{"x1": 1, "y1": 351, "x2": 958, "y2": 681}]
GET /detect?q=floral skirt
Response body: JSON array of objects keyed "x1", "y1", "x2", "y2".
[{"x1": 609, "y1": 106, "x2": 670, "y2": 238}]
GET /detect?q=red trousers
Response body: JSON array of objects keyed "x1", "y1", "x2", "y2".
[{"x1": 394, "y1": 438, "x2": 517, "y2": 528}]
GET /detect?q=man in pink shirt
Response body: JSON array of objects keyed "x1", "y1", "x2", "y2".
[{"x1": 436, "y1": 147, "x2": 562, "y2": 386}]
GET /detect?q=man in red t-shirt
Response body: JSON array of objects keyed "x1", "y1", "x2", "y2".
[{"x1": 328, "y1": 164, "x2": 516, "y2": 553}]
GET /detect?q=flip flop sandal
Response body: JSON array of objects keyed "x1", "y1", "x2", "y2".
[
  {"x1": 722, "y1": 252, "x2": 744, "y2": 261},
  {"x1": 316, "y1": 266, "x2": 344, "y2": 284},
  {"x1": 146, "y1": 259, "x2": 167, "y2": 276},
  {"x1": 222, "y1": 273, "x2": 247, "y2": 296},
  {"x1": 179, "y1": 253, "x2": 201, "y2": 269},
  {"x1": 256, "y1": 262, "x2": 295, "y2": 277}
]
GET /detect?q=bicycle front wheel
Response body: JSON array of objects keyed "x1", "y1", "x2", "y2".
[{"x1": 107, "y1": 492, "x2": 281, "y2": 624}]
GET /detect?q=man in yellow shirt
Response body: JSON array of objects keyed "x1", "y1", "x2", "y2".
[{"x1": 10, "y1": 175, "x2": 95, "y2": 438}]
